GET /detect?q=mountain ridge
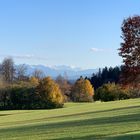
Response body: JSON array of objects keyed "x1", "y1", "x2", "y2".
[{"x1": 18, "y1": 64, "x2": 98, "y2": 80}]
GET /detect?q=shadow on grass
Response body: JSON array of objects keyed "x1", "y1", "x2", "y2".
[
  {"x1": 47, "y1": 105, "x2": 140, "y2": 120},
  {"x1": 0, "y1": 112, "x2": 140, "y2": 133},
  {"x1": 0, "y1": 105, "x2": 140, "y2": 139},
  {"x1": 52, "y1": 132, "x2": 140, "y2": 140},
  {"x1": 0, "y1": 114, "x2": 11, "y2": 116},
  {"x1": 2, "y1": 104, "x2": 139, "y2": 125},
  {"x1": 106, "y1": 133, "x2": 140, "y2": 140}
]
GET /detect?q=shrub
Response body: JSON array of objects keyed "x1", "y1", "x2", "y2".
[
  {"x1": 10, "y1": 86, "x2": 35, "y2": 109},
  {"x1": 95, "y1": 83, "x2": 129, "y2": 101},
  {"x1": 0, "y1": 87, "x2": 11, "y2": 110},
  {"x1": 0, "y1": 78, "x2": 64, "y2": 110},
  {"x1": 128, "y1": 88, "x2": 140, "y2": 98}
]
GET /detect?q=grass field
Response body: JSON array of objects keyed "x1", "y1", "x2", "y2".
[{"x1": 0, "y1": 99, "x2": 140, "y2": 140}]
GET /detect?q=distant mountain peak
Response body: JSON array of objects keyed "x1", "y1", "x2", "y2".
[{"x1": 21, "y1": 64, "x2": 98, "y2": 80}]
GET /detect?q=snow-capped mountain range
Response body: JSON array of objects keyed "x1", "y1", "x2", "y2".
[{"x1": 23, "y1": 64, "x2": 98, "y2": 80}]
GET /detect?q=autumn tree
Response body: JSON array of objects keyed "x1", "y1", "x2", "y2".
[
  {"x1": 56, "y1": 75, "x2": 71, "y2": 101},
  {"x1": 71, "y1": 77, "x2": 94, "y2": 102},
  {"x1": 16, "y1": 64, "x2": 28, "y2": 81},
  {"x1": 36, "y1": 77, "x2": 64, "y2": 108},
  {"x1": 32, "y1": 69, "x2": 45, "y2": 80},
  {"x1": 119, "y1": 16, "x2": 140, "y2": 87},
  {"x1": 29, "y1": 76, "x2": 39, "y2": 87},
  {"x1": 1, "y1": 58, "x2": 15, "y2": 83}
]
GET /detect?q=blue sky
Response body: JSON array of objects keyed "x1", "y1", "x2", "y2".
[{"x1": 0, "y1": 0, "x2": 140, "y2": 69}]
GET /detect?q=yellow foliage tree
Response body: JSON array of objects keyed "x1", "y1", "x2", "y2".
[
  {"x1": 71, "y1": 77, "x2": 94, "y2": 102},
  {"x1": 36, "y1": 77, "x2": 64, "y2": 108},
  {"x1": 29, "y1": 76, "x2": 39, "y2": 86}
]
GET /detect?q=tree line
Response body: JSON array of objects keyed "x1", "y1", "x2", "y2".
[{"x1": 0, "y1": 57, "x2": 95, "y2": 110}]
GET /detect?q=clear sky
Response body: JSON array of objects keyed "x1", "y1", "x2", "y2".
[{"x1": 0, "y1": 0, "x2": 140, "y2": 69}]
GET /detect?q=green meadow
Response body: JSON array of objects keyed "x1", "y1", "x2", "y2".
[{"x1": 0, "y1": 98, "x2": 140, "y2": 140}]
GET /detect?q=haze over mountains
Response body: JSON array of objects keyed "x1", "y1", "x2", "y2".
[{"x1": 24, "y1": 64, "x2": 98, "y2": 80}]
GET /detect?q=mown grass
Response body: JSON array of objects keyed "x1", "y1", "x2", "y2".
[{"x1": 0, "y1": 99, "x2": 140, "y2": 140}]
